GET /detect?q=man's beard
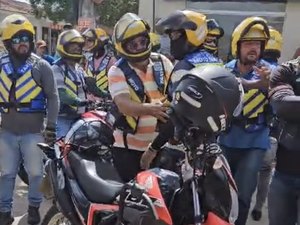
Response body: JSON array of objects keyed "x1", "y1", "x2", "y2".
[
  {"x1": 11, "y1": 46, "x2": 31, "y2": 62},
  {"x1": 240, "y1": 53, "x2": 259, "y2": 66}
]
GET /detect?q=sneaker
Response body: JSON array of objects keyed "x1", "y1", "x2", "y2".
[
  {"x1": 251, "y1": 209, "x2": 262, "y2": 221},
  {"x1": 0, "y1": 211, "x2": 14, "y2": 225},
  {"x1": 27, "y1": 205, "x2": 41, "y2": 225}
]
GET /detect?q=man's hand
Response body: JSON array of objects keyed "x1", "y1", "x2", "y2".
[
  {"x1": 140, "y1": 147, "x2": 158, "y2": 170},
  {"x1": 253, "y1": 65, "x2": 271, "y2": 89},
  {"x1": 43, "y1": 126, "x2": 56, "y2": 145},
  {"x1": 145, "y1": 103, "x2": 169, "y2": 123}
]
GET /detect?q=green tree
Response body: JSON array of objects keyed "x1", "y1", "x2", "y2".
[
  {"x1": 95, "y1": 0, "x2": 139, "y2": 27},
  {"x1": 30, "y1": 0, "x2": 76, "y2": 23},
  {"x1": 30, "y1": 0, "x2": 139, "y2": 26}
]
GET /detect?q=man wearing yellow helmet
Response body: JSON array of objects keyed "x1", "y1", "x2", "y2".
[
  {"x1": 53, "y1": 29, "x2": 92, "y2": 138},
  {"x1": 107, "y1": 13, "x2": 174, "y2": 182},
  {"x1": 138, "y1": 10, "x2": 223, "y2": 169},
  {"x1": 203, "y1": 19, "x2": 224, "y2": 58},
  {"x1": 263, "y1": 26, "x2": 282, "y2": 66},
  {"x1": 251, "y1": 26, "x2": 282, "y2": 222},
  {"x1": 82, "y1": 28, "x2": 116, "y2": 98},
  {"x1": 218, "y1": 17, "x2": 273, "y2": 225},
  {"x1": 149, "y1": 32, "x2": 161, "y2": 53},
  {"x1": 0, "y1": 14, "x2": 59, "y2": 225},
  {"x1": 155, "y1": 10, "x2": 223, "y2": 96}
]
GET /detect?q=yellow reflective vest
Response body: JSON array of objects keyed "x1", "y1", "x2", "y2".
[
  {"x1": 109, "y1": 54, "x2": 168, "y2": 134},
  {"x1": 86, "y1": 54, "x2": 111, "y2": 93},
  {"x1": 0, "y1": 54, "x2": 46, "y2": 113}
]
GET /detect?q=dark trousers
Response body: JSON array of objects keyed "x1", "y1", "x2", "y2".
[
  {"x1": 268, "y1": 171, "x2": 300, "y2": 225},
  {"x1": 111, "y1": 147, "x2": 144, "y2": 182}
]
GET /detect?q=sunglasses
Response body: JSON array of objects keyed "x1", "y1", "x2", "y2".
[{"x1": 11, "y1": 36, "x2": 30, "y2": 45}]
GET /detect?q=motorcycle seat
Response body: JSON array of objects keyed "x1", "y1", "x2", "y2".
[{"x1": 68, "y1": 151, "x2": 124, "y2": 204}]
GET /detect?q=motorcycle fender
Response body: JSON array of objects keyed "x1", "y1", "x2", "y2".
[{"x1": 204, "y1": 212, "x2": 232, "y2": 225}]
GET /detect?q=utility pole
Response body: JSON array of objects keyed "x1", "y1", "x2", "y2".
[{"x1": 152, "y1": 0, "x2": 156, "y2": 31}]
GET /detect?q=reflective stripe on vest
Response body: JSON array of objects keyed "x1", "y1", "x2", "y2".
[
  {"x1": 87, "y1": 55, "x2": 111, "y2": 92},
  {"x1": 113, "y1": 55, "x2": 166, "y2": 134},
  {"x1": 185, "y1": 50, "x2": 223, "y2": 68},
  {"x1": 62, "y1": 64, "x2": 85, "y2": 112},
  {"x1": 243, "y1": 89, "x2": 268, "y2": 119},
  {"x1": 0, "y1": 54, "x2": 46, "y2": 113}
]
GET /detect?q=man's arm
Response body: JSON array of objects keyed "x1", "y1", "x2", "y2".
[
  {"x1": 241, "y1": 66, "x2": 270, "y2": 90},
  {"x1": 38, "y1": 60, "x2": 59, "y2": 128},
  {"x1": 52, "y1": 65, "x2": 87, "y2": 107},
  {"x1": 114, "y1": 93, "x2": 169, "y2": 122},
  {"x1": 269, "y1": 63, "x2": 300, "y2": 122}
]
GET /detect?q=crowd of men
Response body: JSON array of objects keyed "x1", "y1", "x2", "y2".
[{"x1": 0, "y1": 9, "x2": 299, "y2": 225}]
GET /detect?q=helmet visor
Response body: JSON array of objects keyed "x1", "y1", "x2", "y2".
[{"x1": 122, "y1": 34, "x2": 150, "y2": 55}]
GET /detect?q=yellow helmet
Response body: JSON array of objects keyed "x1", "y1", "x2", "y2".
[
  {"x1": 207, "y1": 19, "x2": 224, "y2": 38},
  {"x1": 1, "y1": 14, "x2": 35, "y2": 41},
  {"x1": 113, "y1": 13, "x2": 151, "y2": 61},
  {"x1": 149, "y1": 32, "x2": 160, "y2": 52},
  {"x1": 82, "y1": 28, "x2": 110, "y2": 52},
  {"x1": 82, "y1": 28, "x2": 98, "y2": 51},
  {"x1": 204, "y1": 19, "x2": 224, "y2": 53},
  {"x1": 56, "y1": 29, "x2": 84, "y2": 60},
  {"x1": 231, "y1": 17, "x2": 270, "y2": 58},
  {"x1": 95, "y1": 28, "x2": 109, "y2": 43},
  {"x1": 156, "y1": 10, "x2": 207, "y2": 48},
  {"x1": 265, "y1": 26, "x2": 282, "y2": 53}
]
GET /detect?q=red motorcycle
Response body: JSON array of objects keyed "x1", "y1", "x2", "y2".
[
  {"x1": 39, "y1": 105, "x2": 180, "y2": 225},
  {"x1": 39, "y1": 120, "x2": 238, "y2": 225}
]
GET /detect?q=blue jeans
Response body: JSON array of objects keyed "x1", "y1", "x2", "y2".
[
  {"x1": 268, "y1": 171, "x2": 300, "y2": 225},
  {"x1": 221, "y1": 146, "x2": 265, "y2": 225},
  {"x1": 0, "y1": 130, "x2": 44, "y2": 212},
  {"x1": 57, "y1": 116, "x2": 76, "y2": 138}
]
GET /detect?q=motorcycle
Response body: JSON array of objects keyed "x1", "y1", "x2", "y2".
[
  {"x1": 39, "y1": 102, "x2": 180, "y2": 225},
  {"x1": 167, "y1": 128, "x2": 239, "y2": 225},
  {"x1": 39, "y1": 123, "x2": 238, "y2": 225}
]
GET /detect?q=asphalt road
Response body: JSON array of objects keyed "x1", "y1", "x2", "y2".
[
  {"x1": 12, "y1": 176, "x2": 269, "y2": 225},
  {"x1": 12, "y1": 177, "x2": 51, "y2": 225}
]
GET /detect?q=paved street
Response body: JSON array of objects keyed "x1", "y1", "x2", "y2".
[
  {"x1": 12, "y1": 176, "x2": 268, "y2": 225},
  {"x1": 12, "y1": 177, "x2": 51, "y2": 225}
]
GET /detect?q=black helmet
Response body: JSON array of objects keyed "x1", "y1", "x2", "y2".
[
  {"x1": 171, "y1": 66, "x2": 243, "y2": 135},
  {"x1": 64, "y1": 118, "x2": 114, "y2": 152}
]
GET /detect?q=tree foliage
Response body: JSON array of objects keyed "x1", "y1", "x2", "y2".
[
  {"x1": 30, "y1": 0, "x2": 75, "y2": 23},
  {"x1": 95, "y1": 0, "x2": 139, "y2": 27},
  {"x1": 30, "y1": 0, "x2": 139, "y2": 26}
]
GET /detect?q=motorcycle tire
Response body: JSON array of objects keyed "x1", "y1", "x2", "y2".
[{"x1": 41, "y1": 205, "x2": 72, "y2": 225}]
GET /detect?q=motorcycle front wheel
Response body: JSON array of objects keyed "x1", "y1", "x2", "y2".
[{"x1": 41, "y1": 205, "x2": 71, "y2": 225}]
